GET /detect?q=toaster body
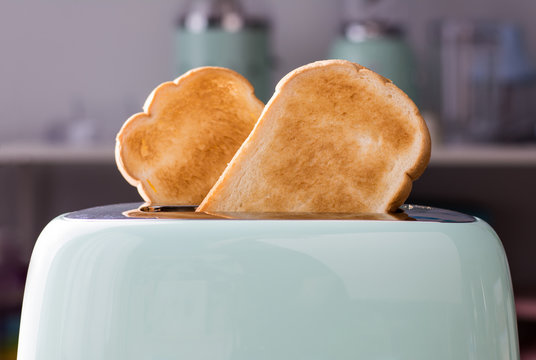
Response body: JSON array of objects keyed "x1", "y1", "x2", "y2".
[{"x1": 18, "y1": 204, "x2": 519, "y2": 360}]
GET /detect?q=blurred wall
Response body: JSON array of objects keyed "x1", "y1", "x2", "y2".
[{"x1": 0, "y1": 0, "x2": 535, "y2": 144}]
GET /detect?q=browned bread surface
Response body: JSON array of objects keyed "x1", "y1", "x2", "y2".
[
  {"x1": 115, "y1": 67, "x2": 264, "y2": 205},
  {"x1": 197, "y1": 60, "x2": 431, "y2": 213}
]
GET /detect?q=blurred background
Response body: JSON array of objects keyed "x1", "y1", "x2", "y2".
[{"x1": 1, "y1": 0, "x2": 536, "y2": 358}]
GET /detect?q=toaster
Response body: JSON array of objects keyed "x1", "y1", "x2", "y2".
[{"x1": 17, "y1": 204, "x2": 519, "y2": 359}]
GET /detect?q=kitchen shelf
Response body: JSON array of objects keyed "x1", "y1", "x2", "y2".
[
  {"x1": 0, "y1": 143, "x2": 113, "y2": 164},
  {"x1": 2, "y1": 143, "x2": 535, "y2": 166},
  {"x1": 430, "y1": 144, "x2": 536, "y2": 166},
  {"x1": 0, "y1": 143, "x2": 536, "y2": 166}
]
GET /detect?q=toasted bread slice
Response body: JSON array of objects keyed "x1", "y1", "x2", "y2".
[
  {"x1": 116, "y1": 67, "x2": 264, "y2": 205},
  {"x1": 197, "y1": 60, "x2": 431, "y2": 213}
]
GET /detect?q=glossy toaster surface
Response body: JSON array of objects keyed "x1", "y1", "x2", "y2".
[{"x1": 17, "y1": 204, "x2": 519, "y2": 360}]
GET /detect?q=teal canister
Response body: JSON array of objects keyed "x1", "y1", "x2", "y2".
[
  {"x1": 17, "y1": 204, "x2": 519, "y2": 360},
  {"x1": 175, "y1": 0, "x2": 271, "y2": 102},
  {"x1": 329, "y1": 20, "x2": 418, "y2": 103}
]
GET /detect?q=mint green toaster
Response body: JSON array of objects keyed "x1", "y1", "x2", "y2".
[{"x1": 17, "y1": 204, "x2": 519, "y2": 359}]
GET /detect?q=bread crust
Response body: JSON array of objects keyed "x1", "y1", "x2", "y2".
[
  {"x1": 197, "y1": 60, "x2": 431, "y2": 213},
  {"x1": 116, "y1": 67, "x2": 264, "y2": 205}
]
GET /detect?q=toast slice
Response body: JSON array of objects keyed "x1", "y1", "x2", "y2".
[
  {"x1": 116, "y1": 67, "x2": 264, "y2": 205},
  {"x1": 197, "y1": 60, "x2": 431, "y2": 213}
]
